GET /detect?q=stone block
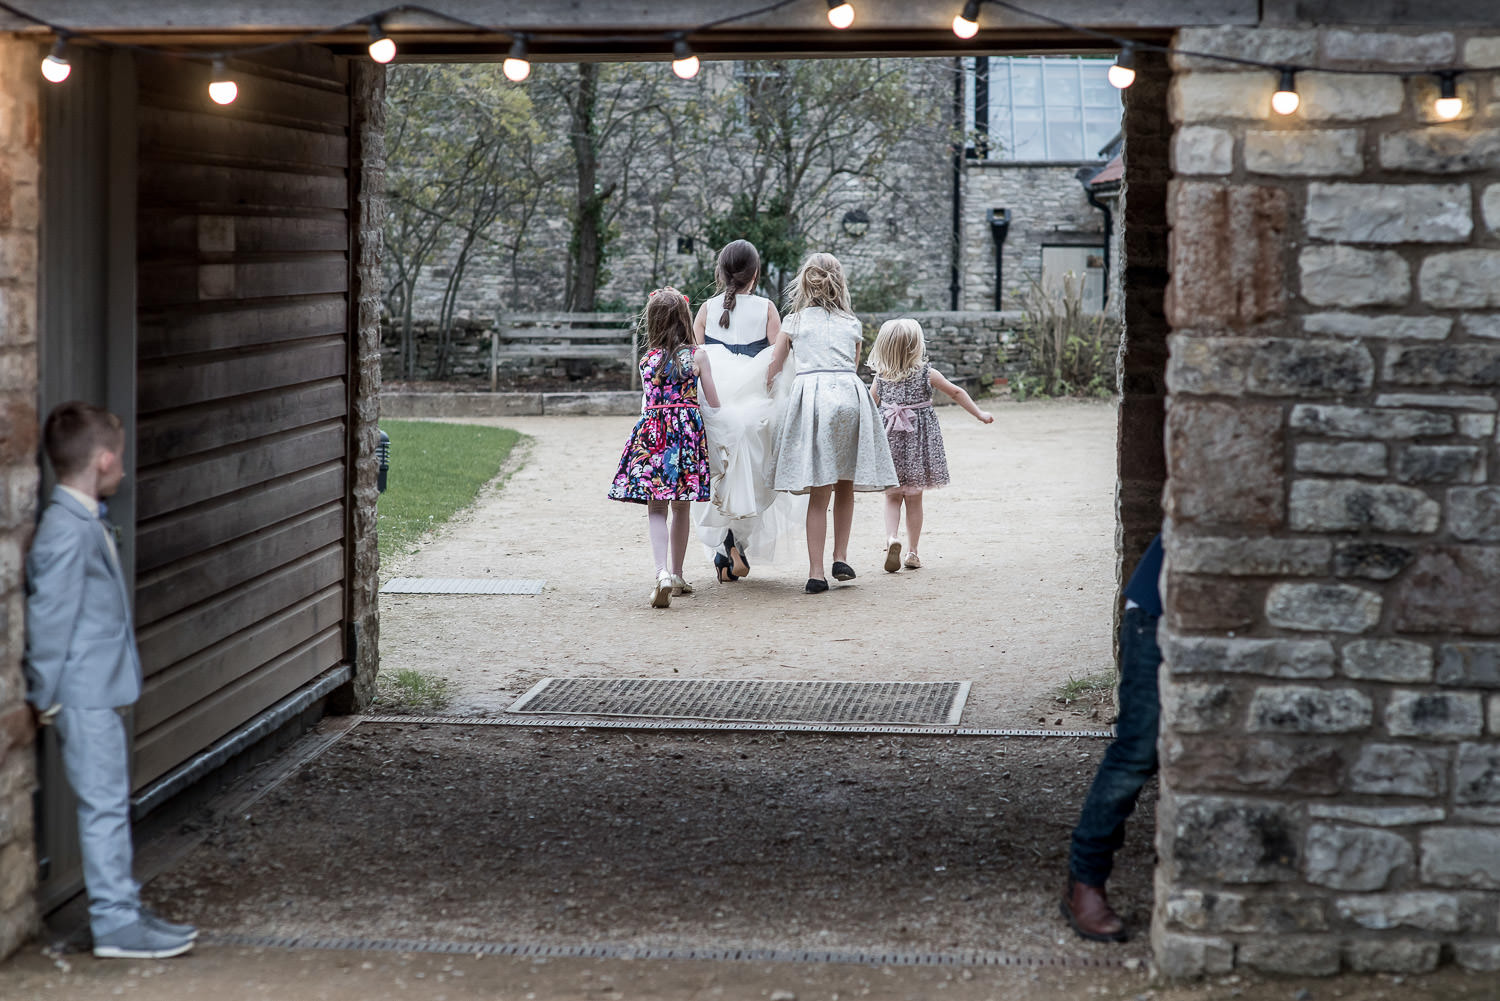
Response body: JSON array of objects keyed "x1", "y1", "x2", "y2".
[
  {"x1": 1375, "y1": 392, "x2": 1496, "y2": 412},
  {"x1": 1466, "y1": 38, "x2": 1500, "y2": 68},
  {"x1": 1342, "y1": 639, "x2": 1434, "y2": 683},
  {"x1": 1310, "y1": 804, "x2": 1445, "y2": 827},
  {"x1": 1493, "y1": 695, "x2": 1500, "y2": 736},
  {"x1": 1166, "y1": 183, "x2": 1287, "y2": 328},
  {"x1": 1455, "y1": 742, "x2": 1500, "y2": 806},
  {"x1": 1455, "y1": 942, "x2": 1500, "y2": 971},
  {"x1": 1167, "y1": 337, "x2": 1372, "y2": 397},
  {"x1": 1163, "y1": 735, "x2": 1345, "y2": 795},
  {"x1": 1464, "y1": 313, "x2": 1500, "y2": 339},
  {"x1": 1288, "y1": 479, "x2": 1440, "y2": 534},
  {"x1": 1295, "y1": 441, "x2": 1387, "y2": 477},
  {"x1": 1165, "y1": 400, "x2": 1283, "y2": 528},
  {"x1": 1171, "y1": 795, "x2": 1299, "y2": 882},
  {"x1": 1299, "y1": 246, "x2": 1409, "y2": 307},
  {"x1": 1334, "y1": 892, "x2": 1462, "y2": 932},
  {"x1": 1449, "y1": 487, "x2": 1500, "y2": 541},
  {"x1": 1420, "y1": 252, "x2": 1500, "y2": 309},
  {"x1": 1421, "y1": 828, "x2": 1500, "y2": 888},
  {"x1": 1393, "y1": 547, "x2": 1500, "y2": 634},
  {"x1": 1290, "y1": 404, "x2": 1454, "y2": 439},
  {"x1": 1172, "y1": 126, "x2": 1233, "y2": 175},
  {"x1": 1397, "y1": 445, "x2": 1484, "y2": 485},
  {"x1": 1333, "y1": 542, "x2": 1413, "y2": 581},
  {"x1": 1237, "y1": 936, "x2": 1341, "y2": 976},
  {"x1": 1265, "y1": 582, "x2": 1381, "y2": 633},
  {"x1": 1300, "y1": 73, "x2": 1406, "y2": 122},
  {"x1": 1438, "y1": 643, "x2": 1500, "y2": 688},
  {"x1": 1386, "y1": 690, "x2": 1484, "y2": 739},
  {"x1": 1349, "y1": 743, "x2": 1448, "y2": 797},
  {"x1": 1173, "y1": 27, "x2": 1319, "y2": 71},
  {"x1": 1305, "y1": 183, "x2": 1471, "y2": 243},
  {"x1": 1484, "y1": 185, "x2": 1500, "y2": 234},
  {"x1": 1168, "y1": 536, "x2": 1330, "y2": 577},
  {"x1": 1323, "y1": 29, "x2": 1454, "y2": 65},
  {"x1": 1169, "y1": 72, "x2": 1272, "y2": 123},
  {"x1": 1166, "y1": 635, "x2": 1336, "y2": 678},
  {"x1": 1458, "y1": 413, "x2": 1497, "y2": 438},
  {"x1": 1249, "y1": 685, "x2": 1373, "y2": 733},
  {"x1": 1303, "y1": 313, "x2": 1451, "y2": 341},
  {"x1": 1152, "y1": 930, "x2": 1235, "y2": 978},
  {"x1": 1245, "y1": 129, "x2": 1362, "y2": 176},
  {"x1": 1305, "y1": 824, "x2": 1414, "y2": 890},
  {"x1": 1162, "y1": 681, "x2": 1237, "y2": 733},
  {"x1": 1381, "y1": 128, "x2": 1500, "y2": 174},
  {"x1": 1343, "y1": 939, "x2": 1441, "y2": 974},
  {"x1": 1168, "y1": 574, "x2": 1260, "y2": 632}
]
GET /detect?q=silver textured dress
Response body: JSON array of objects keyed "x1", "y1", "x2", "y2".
[{"x1": 769, "y1": 307, "x2": 898, "y2": 494}]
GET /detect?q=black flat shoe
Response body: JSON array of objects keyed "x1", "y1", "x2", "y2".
[
  {"x1": 831, "y1": 561, "x2": 856, "y2": 581},
  {"x1": 805, "y1": 578, "x2": 829, "y2": 594}
]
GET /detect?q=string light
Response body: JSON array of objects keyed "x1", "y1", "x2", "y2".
[
  {"x1": 1434, "y1": 70, "x2": 1463, "y2": 120},
  {"x1": 1271, "y1": 67, "x2": 1300, "y2": 115},
  {"x1": 40, "y1": 36, "x2": 69, "y2": 83},
  {"x1": 208, "y1": 57, "x2": 238, "y2": 105},
  {"x1": 671, "y1": 37, "x2": 700, "y2": 80},
  {"x1": 502, "y1": 34, "x2": 530, "y2": 82},
  {"x1": 1107, "y1": 43, "x2": 1135, "y2": 89},
  {"x1": 367, "y1": 18, "x2": 397, "y2": 64},
  {"x1": 952, "y1": 0, "x2": 980, "y2": 39},
  {"x1": 826, "y1": 1, "x2": 855, "y2": 29}
]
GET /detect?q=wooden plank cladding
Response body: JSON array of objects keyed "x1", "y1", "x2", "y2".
[{"x1": 132, "y1": 48, "x2": 352, "y2": 790}]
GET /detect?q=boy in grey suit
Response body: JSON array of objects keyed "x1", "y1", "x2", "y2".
[{"x1": 25, "y1": 402, "x2": 196, "y2": 959}]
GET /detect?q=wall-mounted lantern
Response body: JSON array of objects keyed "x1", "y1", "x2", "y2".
[{"x1": 841, "y1": 209, "x2": 871, "y2": 238}]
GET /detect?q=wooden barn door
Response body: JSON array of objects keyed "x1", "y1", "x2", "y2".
[{"x1": 131, "y1": 49, "x2": 353, "y2": 790}]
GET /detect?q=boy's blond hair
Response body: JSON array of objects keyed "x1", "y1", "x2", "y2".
[
  {"x1": 867, "y1": 317, "x2": 927, "y2": 381},
  {"x1": 43, "y1": 401, "x2": 122, "y2": 477},
  {"x1": 784, "y1": 252, "x2": 853, "y2": 316}
]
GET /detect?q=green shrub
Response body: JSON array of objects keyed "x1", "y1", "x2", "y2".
[{"x1": 1009, "y1": 275, "x2": 1121, "y2": 400}]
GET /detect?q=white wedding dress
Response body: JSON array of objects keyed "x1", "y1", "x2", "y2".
[{"x1": 695, "y1": 292, "x2": 806, "y2": 565}]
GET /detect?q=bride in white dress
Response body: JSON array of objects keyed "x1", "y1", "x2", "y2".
[{"x1": 692, "y1": 240, "x2": 806, "y2": 581}]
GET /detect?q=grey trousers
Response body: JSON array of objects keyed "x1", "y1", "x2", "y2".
[{"x1": 55, "y1": 707, "x2": 141, "y2": 937}]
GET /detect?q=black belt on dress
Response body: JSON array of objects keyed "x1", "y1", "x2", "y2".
[{"x1": 705, "y1": 335, "x2": 770, "y2": 358}]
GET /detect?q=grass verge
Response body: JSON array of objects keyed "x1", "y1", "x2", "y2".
[
  {"x1": 377, "y1": 420, "x2": 523, "y2": 565},
  {"x1": 1053, "y1": 672, "x2": 1115, "y2": 705},
  {"x1": 375, "y1": 667, "x2": 452, "y2": 714}
]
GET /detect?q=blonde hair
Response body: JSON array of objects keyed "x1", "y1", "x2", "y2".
[
  {"x1": 868, "y1": 318, "x2": 927, "y2": 381},
  {"x1": 784, "y1": 252, "x2": 853, "y2": 316}
]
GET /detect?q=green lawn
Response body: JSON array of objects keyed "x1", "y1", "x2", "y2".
[{"x1": 377, "y1": 420, "x2": 523, "y2": 565}]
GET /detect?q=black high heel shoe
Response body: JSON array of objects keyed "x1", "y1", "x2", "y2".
[
  {"x1": 714, "y1": 551, "x2": 739, "y2": 583},
  {"x1": 725, "y1": 529, "x2": 750, "y2": 578}
]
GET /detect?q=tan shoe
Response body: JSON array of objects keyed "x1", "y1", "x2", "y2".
[
  {"x1": 903, "y1": 551, "x2": 922, "y2": 570},
  {"x1": 884, "y1": 539, "x2": 902, "y2": 573}
]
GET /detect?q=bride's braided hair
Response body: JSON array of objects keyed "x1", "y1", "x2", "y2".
[
  {"x1": 784, "y1": 252, "x2": 854, "y2": 316},
  {"x1": 715, "y1": 240, "x2": 760, "y2": 329}
]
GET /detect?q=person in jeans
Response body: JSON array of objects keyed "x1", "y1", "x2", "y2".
[{"x1": 1061, "y1": 532, "x2": 1163, "y2": 942}]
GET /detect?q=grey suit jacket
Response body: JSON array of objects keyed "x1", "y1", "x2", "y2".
[{"x1": 24, "y1": 487, "x2": 143, "y2": 710}]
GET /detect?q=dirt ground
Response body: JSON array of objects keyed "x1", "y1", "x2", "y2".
[{"x1": 379, "y1": 400, "x2": 1120, "y2": 728}]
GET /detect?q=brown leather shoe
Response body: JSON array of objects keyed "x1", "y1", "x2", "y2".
[{"x1": 1060, "y1": 880, "x2": 1128, "y2": 942}]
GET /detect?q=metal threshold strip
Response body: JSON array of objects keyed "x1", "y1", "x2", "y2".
[
  {"x1": 359, "y1": 714, "x2": 1114, "y2": 738},
  {"x1": 203, "y1": 931, "x2": 1140, "y2": 969}
]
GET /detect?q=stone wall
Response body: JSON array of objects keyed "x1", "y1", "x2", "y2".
[
  {"x1": 1155, "y1": 25, "x2": 1500, "y2": 978},
  {"x1": 0, "y1": 36, "x2": 40, "y2": 958}
]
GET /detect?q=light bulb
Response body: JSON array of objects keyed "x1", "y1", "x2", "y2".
[
  {"x1": 1108, "y1": 44, "x2": 1136, "y2": 89},
  {"x1": 41, "y1": 39, "x2": 70, "y2": 83},
  {"x1": 672, "y1": 38, "x2": 700, "y2": 80},
  {"x1": 367, "y1": 24, "x2": 396, "y2": 65},
  {"x1": 503, "y1": 36, "x2": 530, "y2": 82},
  {"x1": 209, "y1": 58, "x2": 237, "y2": 105},
  {"x1": 827, "y1": 1, "x2": 855, "y2": 29},
  {"x1": 1434, "y1": 72, "x2": 1463, "y2": 120},
  {"x1": 1271, "y1": 67, "x2": 1298, "y2": 115},
  {"x1": 952, "y1": 0, "x2": 980, "y2": 38}
]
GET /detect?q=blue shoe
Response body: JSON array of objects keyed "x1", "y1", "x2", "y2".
[
  {"x1": 141, "y1": 907, "x2": 198, "y2": 941},
  {"x1": 93, "y1": 919, "x2": 195, "y2": 959}
]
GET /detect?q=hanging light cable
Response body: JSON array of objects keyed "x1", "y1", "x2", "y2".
[
  {"x1": 502, "y1": 34, "x2": 531, "y2": 82},
  {"x1": 826, "y1": 0, "x2": 855, "y2": 29},
  {"x1": 952, "y1": 0, "x2": 981, "y2": 39},
  {"x1": 367, "y1": 17, "x2": 397, "y2": 64},
  {"x1": 208, "y1": 56, "x2": 238, "y2": 105},
  {"x1": 1108, "y1": 43, "x2": 1136, "y2": 89},
  {"x1": 40, "y1": 35, "x2": 70, "y2": 83},
  {"x1": 671, "y1": 36, "x2": 700, "y2": 79},
  {"x1": 1271, "y1": 67, "x2": 1300, "y2": 115},
  {"x1": 1434, "y1": 70, "x2": 1464, "y2": 120}
]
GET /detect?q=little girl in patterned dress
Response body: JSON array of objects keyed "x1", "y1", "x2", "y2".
[
  {"x1": 867, "y1": 318, "x2": 993, "y2": 572},
  {"x1": 608, "y1": 289, "x2": 721, "y2": 608}
]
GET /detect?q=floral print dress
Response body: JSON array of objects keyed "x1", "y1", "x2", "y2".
[{"x1": 608, "y1": 346, "x2": 711, "y2": 503}]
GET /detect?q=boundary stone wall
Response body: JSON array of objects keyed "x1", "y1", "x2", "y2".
[{"x1": 1156, "y1": 24, "x2": 1500, "y2": 978}]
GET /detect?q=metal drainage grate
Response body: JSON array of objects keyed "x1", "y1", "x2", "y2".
[
  {"x1": 201, "y1": 932, "x2": 1140, "y2": 969},
  {"x1": 360, "y1": 715, "x2": 1114, "y2": 738},
  {"x1": 382, "y1": 577, "x2": 545, "y2": 595},
  {"x1": 508, "y1": 678, "x2": 971, "y2": 726}
]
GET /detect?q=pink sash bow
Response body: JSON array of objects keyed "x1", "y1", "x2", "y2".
[{"x1": 881, "y1": 400, "x2": 932, "y2": 433}]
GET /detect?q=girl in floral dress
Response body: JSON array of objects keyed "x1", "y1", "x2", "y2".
[
  {"x1": 608, "y1": 289, "x2": 721, "y2": 608},
  {"x1": 867, "y1": 317, "x2": 993, "y2": 573}
]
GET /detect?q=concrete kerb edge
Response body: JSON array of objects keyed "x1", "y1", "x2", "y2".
[{"x1": 380, "y1": 391, "x2": 640, "y2": 418}]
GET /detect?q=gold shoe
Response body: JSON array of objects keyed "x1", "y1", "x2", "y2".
[
  {"x1": 671, "y1": 574, "x2": 693, "y2": 596},
  {"x1": 903, "y1": 551, "x2": 922, "y2": 570},
  {"x1": 651, "y1": 571, "x2": 673, "y2": 608},
  {"x1": 884, "y1": 539, "x2": 902, "y2": 573}
]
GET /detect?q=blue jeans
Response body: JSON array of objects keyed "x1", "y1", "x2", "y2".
[{"x1": 1068, "y1": 608, "x2": 1161, "y2": 887}]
